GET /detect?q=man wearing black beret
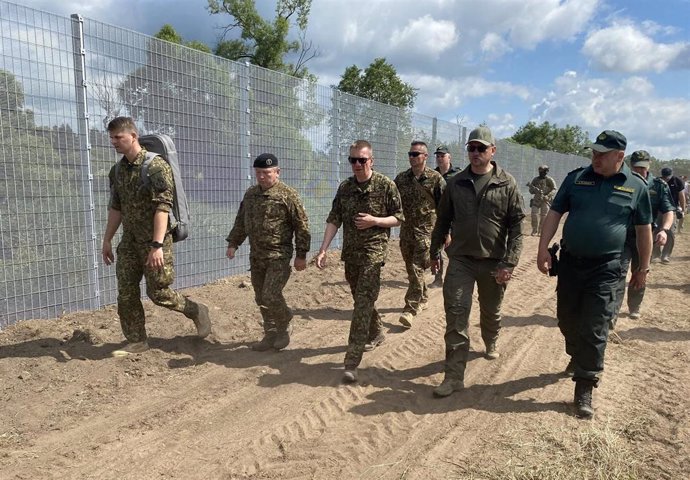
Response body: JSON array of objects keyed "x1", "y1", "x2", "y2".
[{"x1": 226, "y1": 153, "x2": 311, "y2": 351}]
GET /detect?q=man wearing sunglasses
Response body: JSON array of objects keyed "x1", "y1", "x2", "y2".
[
  {"x1": 431, "y1": 145, "x2": 462, "y2": 287},
  {"x1": 394, "y1": 141, "x2": 446, "y2": 329},
  {"x1": 316, "y1": 140, "x2": 404, "y2": 383},
  {"x1": 430, "y1": 126, "x2": 525, "y2": 398}
]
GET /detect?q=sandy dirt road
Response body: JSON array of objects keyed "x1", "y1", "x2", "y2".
[{"x1": 1, "y1": 233, "x2": 688, "y2": 479}]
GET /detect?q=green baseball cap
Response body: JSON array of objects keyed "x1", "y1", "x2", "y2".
[
  {"x1": 466, "y1": 126, "x2": 495, "y2": 146},
  {"x1": 434, "y1": 145, "x2": 450, "y2": 154},
  {"x1": 589, "y1": 130, "x2": 627, "y2": 152},
  {"x1": 630, "y1": 150, "x2": 651, "y2": 168}
]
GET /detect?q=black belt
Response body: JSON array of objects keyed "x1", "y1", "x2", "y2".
[{"x1": 561, "y1": 250, "x2": 620, "y2": 263}]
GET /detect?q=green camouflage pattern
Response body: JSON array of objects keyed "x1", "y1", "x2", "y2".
[
  {"x1": 250, "y1": 257, "x2": 293, "y2": 333},
  {"x1": 115, "y1": 237, "x2": 194, "y2": 342},
  {"x1": 394, "y1": 167, "x2": 445, "y2": 242},
  {"x1": 394, "y1": 166, "x2": 443, "y2": 313},
  {"x1": 226, "y1": 181, "x2": 311, "y2": 260},
  {"x1": 343, "y1": 262, "x2": 383, "y2": 369},
  {"x1": 528, "y1": 175, "x2": 557, "y2": 208},
  {"x1": 326, "y1": 171, "x2": 404, "y2": 265},
  {"x1": 109, "y1": 148, "x2": 193, "y2": 342},
  {"x1": 400, "y1": 237, "x2": 430, "y2": 313},
  {"x1": 109, "y1": 148, "x2": 174, "y2": 243}
]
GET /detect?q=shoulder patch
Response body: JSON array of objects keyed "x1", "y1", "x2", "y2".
[
  {"x1": 574, "y1": 180, "x2": 595, "y2": 186},
  {"x1": 614, "y1": 185, "x2": 634, "y2": 193}
]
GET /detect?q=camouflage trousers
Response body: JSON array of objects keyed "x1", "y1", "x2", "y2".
[
  {"x1": 400, "y1": 237, "x2": 430, "y2": 313},
  {"x1": 116, "y1": 238, "x2": 196, "y2": 343},
  {"x1": 531, "y1": 203, "x2": 549, "y2": 234},
  {"x1": 343, "y1": 261, "x2": 383, "y2": 369},
  {"x1": 250, "y1": 257, "x2": 293, "y2": 334}
]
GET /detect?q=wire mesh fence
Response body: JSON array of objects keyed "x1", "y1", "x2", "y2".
[{"x1": 0, "y1": 1, "x2": 589, "y2": 327}]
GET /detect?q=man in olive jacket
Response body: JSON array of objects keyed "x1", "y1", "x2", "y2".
[{"x1": 430, "y1": 126, "x2": 525, "y2": 397}]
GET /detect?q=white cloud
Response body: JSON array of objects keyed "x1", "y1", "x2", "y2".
[
  {"x1": 480, "y1": 33, "x2": 512, "y2": 59},
  {"x1": 532, "y1": 71, "x2": 690, "y2": 159},
  {"x1": 389, "y1": 15, "x2": 458, "y2": 58},
  {"x1": 583, "y1": 23, "x2": 690, "y2": 73}
]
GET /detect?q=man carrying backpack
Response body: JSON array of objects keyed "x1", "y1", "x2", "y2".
[{"x1": 102, "y1": 117, "x2": 211, "y2": 356}]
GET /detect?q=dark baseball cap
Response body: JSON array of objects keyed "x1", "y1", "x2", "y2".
[
  {"x1": 589, "y1": 130, "x2": 627, "y2": 152},
  {"x1": 630, "y1": 150, "x2": 651, "y2": 168},
  {"x1": 253, "y1": 153, "x2": 279, "y2": 168},
  {"x1": 434, "y1": 145, "x2": 450, "y2": 154},
  {"x1": 661, "y1": 167, "x2": 673, "y2": 177}
]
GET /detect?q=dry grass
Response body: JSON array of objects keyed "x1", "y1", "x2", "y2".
[{"x1": 463, "y1": 419, "x2": 651, "y2": 480}]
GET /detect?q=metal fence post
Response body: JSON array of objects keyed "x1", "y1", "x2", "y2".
[{"x1": 70, "y1": 13, "x2": 100, "y2": 310}]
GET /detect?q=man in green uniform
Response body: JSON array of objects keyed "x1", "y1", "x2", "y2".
[
  {"x1": 316, "y1": 140, "x2": 404, "y2": 383},
  {"x1": 538, "y1": 130, "x2": 653, "y2": 419},
  {"x1": 395, "y1": 141, "x2": 445, "y2": 328},
  {"x1": 430, "y1": 126, "x2": 525, "y2": 398},
  {"x1": 226, "y1": 153, "x2": 311, "y2": 351},
  {"x1": 527, "y1": 165, "x2": 557, "y2": 235},
  {"x1": 431, "y1": 145, "x2": 461, "y2": 287},
  {"x1": 102, "y1": 117, "x2": 211, "y2": 356},
  {"x1": 611, "y1": 150, "x2": 674, "y2": 324}
]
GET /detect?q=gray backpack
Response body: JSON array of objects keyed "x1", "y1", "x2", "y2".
[{"x1": 116, "y1": 134, "x2": 190, "y2": 242}]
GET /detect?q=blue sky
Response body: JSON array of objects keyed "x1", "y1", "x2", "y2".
[{"x1": 20, "y1": 0, "x2": 690, "y2": 160}]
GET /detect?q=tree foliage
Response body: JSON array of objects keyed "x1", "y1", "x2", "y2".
[
  {"x1": 510, "y1": 121, "x2": 589, "y2": 155},
  {"x1": 336, "y1": 58, "x2": 417, "y2": 109},
  {"x1": 208, "y1": 0, "x2": 315, "y2": 78}
]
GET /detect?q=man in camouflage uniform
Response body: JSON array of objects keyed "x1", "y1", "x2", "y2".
[
  {"x1": 102, "y1": 117, "x2": 211, "y2": 356},
  {"x1": 316, "y1": 140, "x2": 404, "y2": 383},
  {"x1": 226, "y1": 153, "x2": 311, "y2": 351},
  {"x1": 395, "y1": 141, "x2": 445, "y2": 328},
  {"x1": 431, "y1": 145, "x2": 461, "y2": 287},
  {"x1": 430, "y1": 126, "x2": 525, "y2": 397},
  {"x1": 528, "y1": 165, "x2": 557, "y2": 235}
]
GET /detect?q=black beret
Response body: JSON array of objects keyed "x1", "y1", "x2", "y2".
[{"x1": 253, "y1": 153, "x2": 279, "y2": 168}]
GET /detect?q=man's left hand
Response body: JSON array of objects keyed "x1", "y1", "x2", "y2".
[
  {"x1": 494, "y1": 267, "x2": 513, "y2": 285},
  {"x1": 294, "y1": 257, "x2": 307, "y2": 271},
  {"x1": 145, "y1": 248, "x2": 164, "y2": 270}
]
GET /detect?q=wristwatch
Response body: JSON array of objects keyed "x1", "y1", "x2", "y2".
[
  {"x1": 661, "y1": 228, "x2": 671, "y2": 235},
  {"x1": 150, "y1": 241, "x2": 164, "y2": 249},
  {"x1": 637, "y1": 267, "x2": 650, "y2": 273}
]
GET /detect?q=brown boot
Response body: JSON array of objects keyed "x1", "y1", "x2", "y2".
[
  {"x1": 251, "y1": 333, "x2": 277, "y2": 351},
  {"x1": 190, "y1": 301, "x2": 212, "y2": 338}
]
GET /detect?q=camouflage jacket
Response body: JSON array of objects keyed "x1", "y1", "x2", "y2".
[
  {"x1": 528, "y1": 175, "x2": 557, "y2": 207},
  {"x1": 394, "y1": 166, "x2": 445, "y2": 242},
  {"x1": 108, "y1": 148, "x2": 173, "y2": 244},
  {"x1": 326, "y1": 171, "x2": 404, "y2": 265},
  {"x1": 431, "y1": 162, "x2": 525, "y2": 267},
  {"x1": 226, "y1": 181, "x2": 311, "y2": 261}
]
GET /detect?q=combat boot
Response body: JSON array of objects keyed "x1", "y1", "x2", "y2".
[
  {"x1": 273, "y1": 330, "x2": 290, "y2": 350},
  {"x1": 342, "y1": 369, "x2": 358, "y2": 383},
  {"x1": 364, "y1": 333, "x2": 385, "y2": 351},
  {"x1": 433, "y1": 377, "x2": 465, "y2": 397},
  {"x1": 399, "y1": 311, "x2": 415, "y2": 329},
  {"x1": 629, "y1": 310, "x2": 641, "y2": 320},
  {"x1": 192, "y1": 301, "x2": 212, "y2": 338},
  {"x1": 251, "y1": 332, "x2": 277, "y2": 351},
  {"x1": 485, "y1": 341, "x2": 500, "y2": 360},
  {"x1": 112, "y1": 341, "x2": 150, "y2": 357},
  {"x1": 574, "y1": 380, "x2": 594, "y2": 419}
]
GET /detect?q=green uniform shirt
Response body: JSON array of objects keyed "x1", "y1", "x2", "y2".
[
  {"x1": 552, "y1": 164, "x2": 652, "y2": 257},
  {"x1": 646, "y1": 175, "x2": 675, "y2": 218},
  {"x1": 326, "y1": 171, "x2": 404, "y2": 265},
  {"x1": 394, "y1": 166, "x2": 445, "y2": 242},
  {"x1": 108, "y1": 148, "x2": 173, "y2": 244},
  {"x1": 226, "y1": 181, "x2": 311, "y2": 261}
]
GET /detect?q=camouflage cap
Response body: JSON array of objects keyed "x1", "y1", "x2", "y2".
[
  {"x1": 466, "y1": 126, "x2": 495, "y2": 146},
  {"x1": 589, "y1": 130, "x2": 627, "y2": 152},
  {"x1": 630, "y1": 150, "x2": 651, "y2": 169},
  {"x1": 434, "y1": 145, "x2": 450, "y2": 154},
  {"x1": 253, "y1": 153, "x2": 279, "y2": 168}
]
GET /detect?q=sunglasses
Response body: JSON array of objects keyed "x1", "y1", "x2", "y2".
[
  {"x1": 348, "y1": 156, "x2": 370, "y2": 165},
  {"x1": 408, "y1": 151, "x2": 425, "y2": 157},
  {"x1": 466, "y1": 144, "x2": 489, "y2": 153}
]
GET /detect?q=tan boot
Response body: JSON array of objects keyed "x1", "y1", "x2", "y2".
[
  {"x1": 111, "y1": 341, "x2": 149, "y2": 357},
  {"x1": 192, "y1": 302, "x2": 212, "y2": 338}
]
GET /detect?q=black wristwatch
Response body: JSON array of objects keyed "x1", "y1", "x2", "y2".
[
  {"x1": 661, "y1": 228, "x2": 671, "y2": 235},
  {"x1": 150, "y1": 241, "x2": 164, "y2": 249}
]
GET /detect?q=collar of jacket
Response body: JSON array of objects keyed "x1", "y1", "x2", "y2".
[{"x1": 454, "y1": 161, "x2": 509, "y2": 186}]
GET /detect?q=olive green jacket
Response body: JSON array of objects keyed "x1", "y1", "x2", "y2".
[{"x1": 430, "y1": 162, "x2": 525, "y2": 267}]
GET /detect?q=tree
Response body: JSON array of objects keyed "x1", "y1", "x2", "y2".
[
  {"x1": 208, "y1": 0, "x2": 316, "y2": 78},
  {"x1": 155, "y1": 24, "x2": 212, "y2": 53},
  {"x1": 510, "y1": 121, "x2": 589, "y2": 155},
  {"x1": 336, "y1": 58, "x2": 417, "y2": 109}
]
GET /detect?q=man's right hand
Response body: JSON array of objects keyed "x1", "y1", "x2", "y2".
[
  {"x1": 537, "y1": 248, "x2": 552, "y2": 274},
  {"x1": 102, "y1": 240, "x2": 114, "y2": 266},
  {"x1": 431, "y1": 258, "x2": 441, "y2": 275},
  {"x1": 315, "y1": 250, "x2": 327, "y2": 269},
  {"x1": 226, "y1": 246, "x2": 236, "y2": 260}
]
